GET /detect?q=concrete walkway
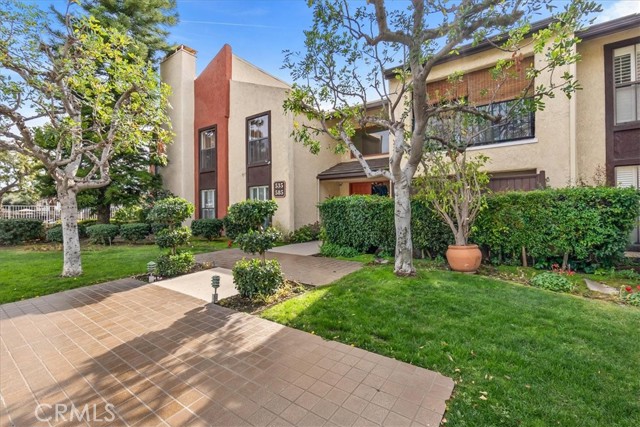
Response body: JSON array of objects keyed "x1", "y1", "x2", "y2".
[
  {"x1": 269, "y1": 241, "x2": 321, "y2": 256},
  {"x1": 196, "y1": 249, "x2": 362, "y2": 287},
  {"x1": 154, "y1": 267, "x2": 236, "y2": 303},
  {"x1": 1, "y1": 280, "x2": 453, "y2": 426}
]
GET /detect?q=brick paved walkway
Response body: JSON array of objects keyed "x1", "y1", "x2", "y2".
[
  {"x1": 196, "y1": 249, "x2": 363, "y2": 287},
  {"x1": 1, "y1": 280, "x2": 453, "y2": 427}
]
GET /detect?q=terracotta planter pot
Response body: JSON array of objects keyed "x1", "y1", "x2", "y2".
[{"x1": 446, "y1": 244, "x2": 482, "y2": 273}]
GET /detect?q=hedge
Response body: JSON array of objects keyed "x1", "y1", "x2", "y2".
[
  {"x1": 119, "y1": 223, "x2": 150, "y2": 243},
  {"x1": 473, "y1": 187, "x2": 640, "y2": 268},
  {"x1": 319, "y1": 195, "x2": 451, "y2": 257},
  {"x1": 319, "y1": 187, "x2": 639, "y2": 266},
  {"x1": 86, "y1": 224, "x2": 120, "y2": 245},
  {"x1": 191, "y1": 218, "x2": 224, "y2": 240},
  {"x1": 0, "y1": 219, "x2": 44, "y2": 245}
]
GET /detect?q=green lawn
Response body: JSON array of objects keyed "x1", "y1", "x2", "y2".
[
  {"x1": 262, "y1": 266, "x2": 640, "y2": 427},
  {"x1": 0, "y1": 238, "x2": 229, "y2": 303}
]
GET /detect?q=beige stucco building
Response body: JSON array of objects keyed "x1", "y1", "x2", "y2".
[{"x1": 160, "y1": 14, "x2": 639, "y2": 242}]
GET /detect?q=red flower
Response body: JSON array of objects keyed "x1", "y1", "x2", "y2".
[
  {"x1": 637, "y1": 285, "x2": 640, "y2": 291},
  {"x1": 626, "y1": 286, "x2": 633, "y2": 292},
  {"x1": 227, "y1": 240, "x2": 233, "y2": 248}
]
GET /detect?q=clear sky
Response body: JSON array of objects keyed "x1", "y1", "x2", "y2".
[{"x1": 25, "y1": 0, "x2": 640, "y2": 82}]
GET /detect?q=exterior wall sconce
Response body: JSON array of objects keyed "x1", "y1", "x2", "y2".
[
  {"x1": 147, "y1": 261, "x2": 157, "y2": 283},
  {"x1": 211, "y1": 275, "x2": 221, "y2": 303}
]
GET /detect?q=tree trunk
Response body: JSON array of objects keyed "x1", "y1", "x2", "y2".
[
  {"x1": 96, "y1": 203, "x2": 111, "y2": 224},
  {"x1": 393, "y1": 179, "x2": 415, "y2": 276},
  {"x1": 58, "y1": 188, "x2": 83, "y2": 277}
]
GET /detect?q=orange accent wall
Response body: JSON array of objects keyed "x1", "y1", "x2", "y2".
[{"x1": 194, "y1": 45, "x2": 232, "y2": 219}]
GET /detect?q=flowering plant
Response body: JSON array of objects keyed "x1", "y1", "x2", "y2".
[
  {"x1": 551, "y1": 263, "x2": 576, "y2": 276},
  {"x1": 620, "y1": 285, "x2": 640, "y2": 307}
]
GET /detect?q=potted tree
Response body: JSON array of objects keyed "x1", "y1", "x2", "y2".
[{"x1": 415, "y1": 111, "x2": 491, "y2": 273}]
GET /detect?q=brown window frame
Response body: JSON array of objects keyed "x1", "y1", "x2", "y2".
[
  {"x1": 246, "y1": 112, "x2": 272, "y2": 167},
  {"x1": 199, "y1": 126, "x2": 217, "y2": 173}
]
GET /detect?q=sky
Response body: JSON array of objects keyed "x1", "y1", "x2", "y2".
[
  {"x1": 166, "y1": 0, "x2": 640, "y2": 80},
  {"x1": 22, "y1": 0, "x2": 640, "y2": 82}
]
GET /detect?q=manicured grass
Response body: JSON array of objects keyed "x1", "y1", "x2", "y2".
[
  {"x1": 0, "y1": 238, "x2": 229, "y2": 303},
  {"x1": 262, "y1": 266, "x2": 640, "y2": 427}
]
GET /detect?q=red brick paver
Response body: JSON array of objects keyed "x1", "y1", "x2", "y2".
[
  {"x1": 0, "y1": 280, "x2": 453, "y2": 426},
  {"x1": 196, "y1": 249, "x2": 362, "y2": 287}
]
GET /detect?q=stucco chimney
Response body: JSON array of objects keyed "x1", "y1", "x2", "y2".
[{"x1": 160, "y1": 45, "x2": 197, "y2": 214}]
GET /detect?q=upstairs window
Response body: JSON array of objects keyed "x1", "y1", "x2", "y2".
[
  {"x1": 613, "y1": 44, "x2": 640, "y2": 124},
  {"x1": 352, "y1": 128, "x2": 389, "y2": 156},
  {"x1": 199, "y1": 128, "x2": 216, "y2": 172},
  {"x1": 469, "y1": 99, "x2": 535, "y2": 146},
  {"x1": 247, "y1": 114, "x2": 270, "y2": 165}
]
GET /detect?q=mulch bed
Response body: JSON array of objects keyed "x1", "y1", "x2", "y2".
[{"x1": 218, "y1": 281, "x2": 313, "y2": 314}]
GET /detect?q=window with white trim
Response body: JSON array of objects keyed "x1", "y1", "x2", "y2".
[
  {"x1": 613, "y1": 44, "x2": 640, "y2": 124},
  {"x1": 249, "y1": 185, "x2": 269, "y2": 201},
  {"x1": 201, "y1": 189, "x2": 215, "y2": 218}
]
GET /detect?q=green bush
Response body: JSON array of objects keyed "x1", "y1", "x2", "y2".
[
  {"x1": 0, "y1": 219, "x2": 44, "y2": 245},
  {"x1": 119, "y1": 223, "x2": 150, "y2": 243},
  {"x1": 155, "y1": 226, "x2": 191, "y2": 251},
  {"x1": 287, "y1": 222, "x2": 321, "y2": 243},
  {"x1": 112, "y1": 205, "x2": 143, "y2": 224},
  {"x1": 156, "y1": 252, "x2": 195, "y2": 278},
  {"x1": 319, "y1": 196, "x2": 451, "y2": 257},
  {"x1": 150, "y1": 222, "x2": 169, "y2": 234},
  {"x1": 232, "y1": 258, "x2": 284, "y2": 298},
  {"x1": 147, "y1": 197, "x2": 194, "y2": 226},
  {"x1": 235, "y1": 228, "x2": 281, "y2": 257},
  {"x1": 473, "y1": 187, "x2": 640, "y2": 267},
  {"x1": 191, "y1": 218, "x2": 224, "y2": 240},
  {"x1": 223, "y1": 199, "x2": 278, "y2": 240},
  {"x1": 46, "y1": 226, "x2": 63, "y2": 243},
  {"x1": 530, "y1": 272, "x2": 574, "y2": 293},
  {"x1": 86, "y1": 224, "x2": 120, "y2": 245},
  {"x1": 320, "y1": 242, "x2": 361, "y2": 258},
  {"x1": 148, "y1": 197, "x2": 194, "y2": 256},
  {"x1": 77, "y1": 219, "x2": 97, "y2": 238}
]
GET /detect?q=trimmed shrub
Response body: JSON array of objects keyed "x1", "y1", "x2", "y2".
[
  {"x1": 320, "y1": 242, "x2": 361, "y2": 258},
  {"x1": 156, "y1": 252, "x2": 195, "y2": 278},
  {"x1": 147, "y1": 197, "x2": 194, "y2": 226},
  {"x1": 77, "y1": 219, "x2": 97, "y2": 238},
  {"x1": 155, "y1": 226, "x2": 191, "y2": 250},
  {"x1": 0, "y1": 219, "x2": 44, "y2": 245},
  {"x1": 319, "y1": 196, "x2": 450, "y2": 257},
  {"x1": 232, "y1": 258, "x2": 284, "y2": 298},
  {"x1": 473, "y1": 187, "x2": 640, "y2": 267},
  {"x1": 46, "y1": 226, "x2": 63, "y2": 243},
  {"x1": 120, "y1": 223, "x2": 150, "y2": 243},
  {"x1": 224, "y1": 199, "x2": 278, "y2": 240},
  {"x1": 150, "y1": 222, "x2": 169, "y2": 234},
  {"x1": 287, "y1": 222, "x2": 321, "y2": 243},
  {"x1": 86, "y1": 224, "x2": 120, "y2": 245},
  {"x1": 148, "y1": 197, "x2": 194, "y2": 256},
  {"x1": 235, "y1": 228, "x2": 281, "y2": 258},
  {"x1": 191, "y1": 218, "x2": 224, "y2": 240},
  {"x1": 530, "y1": 272, "x2": 574, "y2": 293}
]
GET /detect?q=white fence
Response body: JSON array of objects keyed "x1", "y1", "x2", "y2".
[{"x1": 1, "y1": 205, "x2": 119, "y2": 223}]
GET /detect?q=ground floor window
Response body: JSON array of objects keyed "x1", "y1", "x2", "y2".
[
  {"x1": 249, "y1": 185, "x2": 269, "y2": 201},
  {"x1": 615, "y1": 165, "x2": 639, "y2": 245},
  {"x1": 201, "y1": 189, "x2": 216, "y2": 218}
]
